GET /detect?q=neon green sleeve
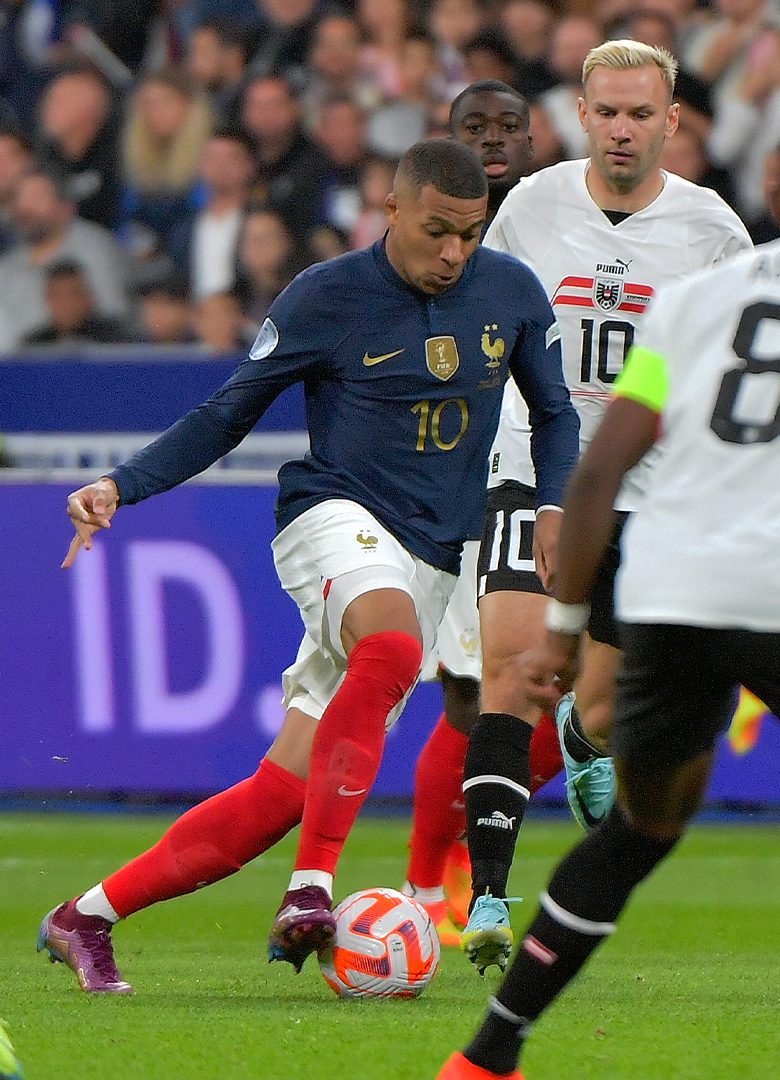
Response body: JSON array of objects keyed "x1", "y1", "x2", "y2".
[{"x1": 613, "y1": 344, "x2": 669, "y2": 413}]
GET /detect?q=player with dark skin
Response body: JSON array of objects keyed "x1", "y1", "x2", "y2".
[
  {"x1": 42, "y1": 139, "x2": 577, "y2": 994},
  {"x1": 435, "y1": 82, "x2": 534, "y2": 738},
  {"x1": 400, "y1": 84, "x2": 539, "y2": 941}
]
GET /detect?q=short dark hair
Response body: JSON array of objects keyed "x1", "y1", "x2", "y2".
[
  {"x1": 448, "y1": 80, "x2": 530, "y2": 131},
  {"x1": 396, "y1": 139, "x2": 488, "y2": 199},
  {"x1": 45, "y1": 259, "x2": 87, "y2": 282},
  {"x1": 463, "y1": 29, "x2": 521, "y2": 69},
  {"x1": 209, "y1": 124, "x2": 256, "y2": 157}
]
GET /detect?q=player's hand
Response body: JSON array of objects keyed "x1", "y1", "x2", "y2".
[
  {"x1": 62, "y1": 477, "x2": 119, "y2": 569},
  {"x1": 518, "y1": 632, "x2": 579, "y2": 707},
  {"x1": 532, "y1": 509, "x2": 562, "y2": 593}
]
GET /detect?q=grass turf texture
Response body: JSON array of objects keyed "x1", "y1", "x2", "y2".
[{"x1": 3, "y1": 814, "x2": 779, "y2": 1080}]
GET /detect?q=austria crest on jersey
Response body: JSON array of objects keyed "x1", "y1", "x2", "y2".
[{"x1": 593, "y1": 274, "x2": 623, "y2": 312}]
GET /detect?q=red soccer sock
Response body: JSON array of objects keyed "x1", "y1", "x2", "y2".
[
  {"x1": 406, "y1": 712, "x2": 469, "y2": 889},
  {"x1": 295, "y1": 630, "x2": 423, "y2": 877},
  {"x1": 103, "y1": 758, "x2": 306, "y2": 918},
  {"x1": 529, "y1": 712, "x2": 564, "y2": 794}
]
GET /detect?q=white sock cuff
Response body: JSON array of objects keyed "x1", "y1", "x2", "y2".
[
  {"x1": 76, "y1": 884, "x2": 120, "y2": 923},
  {"x1": 289, "y1": 870, "x2": 334, "y2": 899}
]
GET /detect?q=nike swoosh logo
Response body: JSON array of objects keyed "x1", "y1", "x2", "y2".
[
  {"x1": 573, "y1": 781, "x2": 603, "y2": 830},
  {"x1": 338, "y1": 785, "x2": 368, "y2": 797},
  {"x1": 362, "y1": 348, "x2": 405, "y2": 366}
]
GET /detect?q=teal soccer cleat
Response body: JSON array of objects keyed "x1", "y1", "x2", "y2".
[
  {"x1": 555, "y1": 693, "x2": 616, "y2": 830},
  {"x1": 0, "y1": 1020, "x2": 23, "y2": 1080},
  {"x1": 460, "y1": 893, "x2": 514, "y2": 974}
]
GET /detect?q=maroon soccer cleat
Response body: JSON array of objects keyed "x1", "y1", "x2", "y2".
[
  {"x1": 267, "y1": 885, "x2": 336, "y2": 973},
  {"x1": 37, "y1": 900, "x2": 133, "y2": 993}
]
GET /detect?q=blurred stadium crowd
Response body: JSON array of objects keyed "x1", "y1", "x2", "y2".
[{"x1": 2, "y1": 0, "x2": 780, "y2": 357}]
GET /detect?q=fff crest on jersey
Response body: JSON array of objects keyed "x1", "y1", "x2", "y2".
[
  {"x1": 481, "y1": 324, "x2": 505, "y2": 368},
  {"x1": 425, "y1": 336, "x2": 459, "y2": 381},
  {"x1": 593, "y1": 275, "x2": 624, "y2": 312}
]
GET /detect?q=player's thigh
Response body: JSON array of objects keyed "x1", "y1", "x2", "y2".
[
  {"x1": 478, "y1": 589, "x2": 547, "y2": 718},
  {"x1": 272, "y1": 498, "x2": 424, "y2": 659},
  {"x1": 575, "y1": 632, "x2": 621, "y2": 741}
]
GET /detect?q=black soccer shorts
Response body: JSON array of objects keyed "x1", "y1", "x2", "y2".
[
  {"x1": 612, "y1": 623, "x2": 780, "y2": 765},
  {"x1": 477, "y1": 482, "x2": 546, "y2": 598}
]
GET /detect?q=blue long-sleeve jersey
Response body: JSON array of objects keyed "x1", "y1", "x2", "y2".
[{"x1": 110, "y1": 238, "x2": 578, "y2": 574}]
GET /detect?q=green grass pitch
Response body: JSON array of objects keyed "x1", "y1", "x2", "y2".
[{"x1": 3, "y1": 812, "x2": 779, "y2": 1080}]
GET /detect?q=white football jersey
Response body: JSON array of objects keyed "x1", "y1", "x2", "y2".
[
  {"x1": 615, "y1": 241, "x2": 780, "y2": 630},
  {"x1": 484, "y1": 159, "x2": 752, "y2": 507}
]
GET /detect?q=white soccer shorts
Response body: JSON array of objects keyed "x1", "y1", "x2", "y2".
[
  {"x1": 421, "y1": 539, "x2": 481, "y2": 683},
  {"x1": 272, "y1": 499, "x2": 456, "y2": 728}
]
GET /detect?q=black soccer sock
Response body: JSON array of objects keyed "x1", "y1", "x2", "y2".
[
  {"x1": 463, "y1": 805, "x2": 680, "y2": 1075},
  {"x1": 562, "y1": 699, "x2": 608, "y2": 763},
  {"x1": 463, "y1": 713, "x2": 532, "y2": 905}
]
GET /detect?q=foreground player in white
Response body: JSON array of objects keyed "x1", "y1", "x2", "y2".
[
  {"x1": 439, "y1": 233, "x2": 780, "y2": 1080},
  {"x1": 458, "y1": 39, "x2": 752, "y2": 971}
]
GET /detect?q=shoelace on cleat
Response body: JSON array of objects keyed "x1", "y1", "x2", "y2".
[{"x1": 84, "y1": 928, "x2": 123, "y2": 981}]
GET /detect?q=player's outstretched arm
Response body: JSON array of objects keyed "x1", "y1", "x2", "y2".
[{"x1": 62, "y1": 476, "x2": 119, "y2": 568}]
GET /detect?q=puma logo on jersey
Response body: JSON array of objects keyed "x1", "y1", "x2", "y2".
[
  {"x1": 477, "y1": 810, "x2": 516, "y2": 830},
  {"x1": 363, "y1": 348, "x2": 405, "y2": 366}
]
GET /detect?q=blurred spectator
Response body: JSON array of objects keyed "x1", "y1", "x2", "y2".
[
  {"x1": 753, "y1": 140, "x2": 780, "y2": 241},
  {"x1": 527, "y1": 100, "x2": 566, "y2": 171},
  {"x1": 234, "y1": 205, "x2": 306, "y2": 324},
  {"x1": 357, "y1": 0, "x2": 413, "y2": 100},
  {"x1": 303, "y1": 14, "x2": 381, "y2": 120},
  {"x1": 136, "y1": 274, "x2": 195, "y2": 345},
  {"x1": 660, "y1": 121, "x2": 736, "y2": 205},
  {"x1": 22, "y1": 258, "x2": 128, "y2": 346},
  {"x1": 0, "y1": 127, "x2": 33, "y2": 254},
  {"x1": 315, "y1": 96, "x2": 367, "y2": 231},
  {"x1": 498, "y1": 0, "x2": 554, "y2": 68},
  {"x1": 245, "y1": 0, "x2": 325, "y2": 79},
  {"x1": 170, "y1": 127, "x2": 256, "y2": 297},
  {"x1": 121, "y1": 69, "x2": 213, "y2": 263},
  {"x1": 241, "y1": 73, "x2": 328, "y2": 239},
  {"x1": 349, "y1": 154, "x2": 395, "y2": 248},
  {"x1": 36, "y1": 65, "x2": 122, "y2": 229},
  {"x1": 193, "y1": 288, "x2": 251, "y2": 354},
  {"x1": 538, "y1": 15, "x2": 602, "y2": 159},
  {"x1": 185, "y1": 18, "x2": 252, "y2": 125},
  {"x1": 495, "y1": 0, "x2": 559, "y2": 98},
  {"x1": 308, "y1": 222, "x2": 350, "y2": 261},
  {"x1": 702, "y1": 9, "x2": 780, "y2": 229},
  {"x1": 0, "y1": 166, "x2": 128, "y2": 352},
  {"x1": 608, "y1": 8, "x2": 714, "y2": 140},
  {"x1": 463, "y1": 28, "x2": 520, "y2": 87},
  {"x1": 0, "y1": 0, "x2": 58, "y2": 128},
  {"x1": 684, "y1": 0, "x2": 780, "y2": 93},
  {"x1": 60, "y1": 0, "x2": 163, "y2": 72},
  {"x1": 398, "y1": 27, "x2": 447, "y2": 110}
]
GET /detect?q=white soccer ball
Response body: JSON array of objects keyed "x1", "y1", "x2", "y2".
[{"x1": 319, "y1": 887, "x2": 440, "y2": 999}]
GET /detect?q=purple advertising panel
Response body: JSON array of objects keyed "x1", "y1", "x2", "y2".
[{"x1": 1, "y1": 481, "x2": 778, "y2": 805}]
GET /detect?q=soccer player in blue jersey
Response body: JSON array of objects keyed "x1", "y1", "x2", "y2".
[{"x1": 39, "y1": 138, "x2": 578, "y2": 991}]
